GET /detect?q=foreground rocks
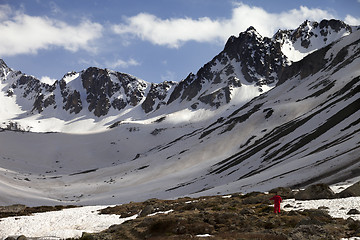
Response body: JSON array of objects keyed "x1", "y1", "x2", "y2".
[
  {"x1": 2, "y1": 182, "x2": 360, "y2": 240},
  {"x1": 73, "y1": 191, "x2": 359, "y2": 240}
]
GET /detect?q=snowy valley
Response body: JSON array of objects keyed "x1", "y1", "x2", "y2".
[{"x1": 0, "y1": 19, "x2": 359, "y2": 239}]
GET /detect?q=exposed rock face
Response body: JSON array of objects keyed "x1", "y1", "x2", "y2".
[
  {"x1": 81, "y1": 67, "x2": 114, "y2": 117},
  {"x1": 0, "y1": 59, "x2": 12, "y2": 79},
  {"x1": 9, "y1": 75, "x2": 57, "y2": 114},
  {"x1": 142, "y1": 81, "x2": 176, "y2": 113},
  {"x1": 81, "y1": 67, "x2": 148, "y2": 117},
  {"x1": 223, "y1": 26, "x2": 287, "y2": 85}
]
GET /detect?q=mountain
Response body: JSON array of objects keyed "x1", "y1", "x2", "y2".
[
  {"x1": 1, "y1": 19, "x2": 355, "y2": 133},
  {"x1": 0, "y1": 19, "x2": 359, "y2": 206}
]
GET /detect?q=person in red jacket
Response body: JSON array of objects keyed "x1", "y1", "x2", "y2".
[{"x1": 270, "y1": 195, "x2": 282, "y2": 214}]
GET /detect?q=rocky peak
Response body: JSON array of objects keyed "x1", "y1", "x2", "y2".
[
  {"x1": 290, "y1": 19, "x2": 352, "y2": 48},
  {"x1": 290, "y1": 20, "x2": 316, "y2": 47},
  {"x1": 224, "y1": 26, "x2": 265, "y2": 58},
  {"x1": 0, "y1": 59, "x2": 14, "y2": 80},
  {"x1": 164, "y1": 26, "x2": 287, "y2": 110},
  {"x1": 223, "y1": 26, "x2": 287, "y2": 84},
  {"x1": 0, "y1": 59, "x2": 9, "y2": 71},
  {"x1": 274, "y1": 19, "x2": 353, "y2": 62},
  {"x1": 79, "y1": 67, "x2": 149, "y2": 117}
]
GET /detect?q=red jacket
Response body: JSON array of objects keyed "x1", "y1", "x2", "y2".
[{"x1": 270, "y1": 195, "x2": 282, "y2": 204}]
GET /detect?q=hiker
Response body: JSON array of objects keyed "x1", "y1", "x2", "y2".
[{"x1": 270, "y1": 195, "x2": 282, "y2": 214}]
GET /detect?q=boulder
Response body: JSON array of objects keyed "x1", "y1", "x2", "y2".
[
  {"x1": 335, "y1": 181, "x2": 360, "y2": 198},
  {"x1": 294, "y1": 184, "x2": 335, "y2": 200},
  {"x1": 16, "y1": 236, "x2": 27, "y2": 240},
  {"x1": 79, "y1": 232, "x2": 95, "y2": 240},
  {"x1": 347, "y1": 209, "x2": 360, "y2": 215},
  {"x1": 139, "y1": 205, "x2": 154, "y2": 217},
  {"x1": 269, "y1": 187, "x2": 295, "y2": 199}
]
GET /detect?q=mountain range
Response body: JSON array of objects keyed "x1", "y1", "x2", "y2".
[{"x1": 0, "y1": 19, "x2": 359, "y2": 206}]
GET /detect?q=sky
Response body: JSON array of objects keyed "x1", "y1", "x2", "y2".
[{"x1": 0, "y1": 0, "x2": 359, "y2": 84}]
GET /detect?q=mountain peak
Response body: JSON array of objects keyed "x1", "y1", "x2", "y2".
[
  {"x1": 0, "y1": 58, "x2": 7, "y2": 67},
  {"x1": 274, "y1": 19, "x2": 354, "y2": 62},
  {"x1": 0, "y1": 59, "x2": 11, "y2": 75},
  {"x1": 241, "y1": 26, "x2": 263, "y2": 40},
  {"x1": 245, "y1": 26, "x2": 260, "y2": 34}
]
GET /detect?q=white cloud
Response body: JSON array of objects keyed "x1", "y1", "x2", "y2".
[
  {"x1": 0, "y1": 5, "x2": 103, "y2": 56},
  {"x1": 112, "y1": 13, "x2": 222, "y2": 48},
  {"x1": 112, "y1": 3, "x2": 337, "y2": 48},
  {"x1": 344, "y1": 15, "x2": 360, "y2": 25},
  {"x1": 107, "y1": 58, "x2": 140, "y2": 69}
]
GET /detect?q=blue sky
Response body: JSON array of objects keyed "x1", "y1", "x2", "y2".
[{"x1": 1, "y1": 0, "x2": 359, "y2": 84}]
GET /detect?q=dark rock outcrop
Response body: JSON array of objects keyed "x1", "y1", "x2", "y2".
[
  {"x1": 142, "y1": 81, "x2": 176, "y2": 113},
  {"x1": 347, "y1": 209, "x2": 360, "y2": 215},
  {"x1": 336, "y1": 181, "x2": 360, "y2": 198},
  {"x1": 294, "y1": 184, "x2": 335, "y2": 200}
]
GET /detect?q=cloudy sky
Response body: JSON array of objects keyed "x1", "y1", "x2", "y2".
[{"x1": 1, "y1": 0, "x2": 359, "y2": 84}]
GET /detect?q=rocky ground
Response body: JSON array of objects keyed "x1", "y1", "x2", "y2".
[
  {"x1": 75, "y1": 186, "x2": 360, "y2": 240},
  {"x1": 1, "y1": 183, "x2": 360, "y2": 240}
]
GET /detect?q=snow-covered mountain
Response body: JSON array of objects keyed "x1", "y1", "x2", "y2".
[
  {"x1": 0, "y1": 19, "x2": 359, "y2": 206},
  {"x1": 1, "y1": 19, "x2": 354, "y2": 133}
]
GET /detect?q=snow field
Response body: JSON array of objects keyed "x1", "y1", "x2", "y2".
[
  {"x1": 0, "y1": 206, "x2": 137, "y2": 240},
  {"x1": 283, "y1": 197, "x2": 360, "y2": 221}
]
